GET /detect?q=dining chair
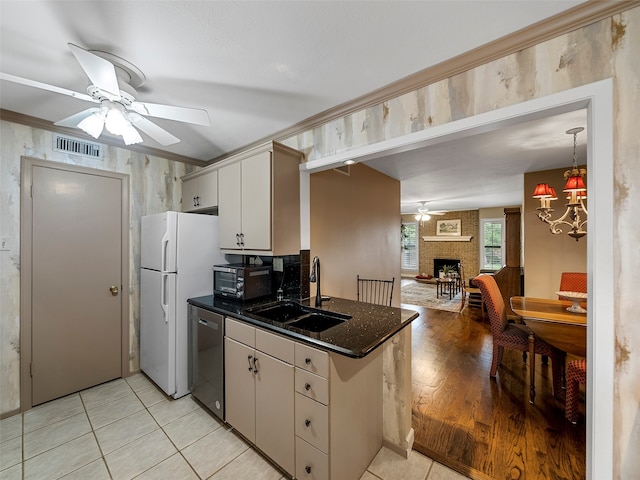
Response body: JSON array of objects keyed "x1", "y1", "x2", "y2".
[
  {"x1": 558, "y1": 272, "x2": 587, "y2": 308},
  {"x1": 473, "y1": 275, "x2": 564, "y2": 396},
  {"x1": 458, "y1": 263, "x2": 484, "y2": 317},
  {"x1": 565, "y1": 358, "x2": 587, "y2": 424},
  {"x1": 357, "y1": 275, "x2": 394, "y2": 306},
  {"x1": 558, "y1": 272, "x2": 587, "y2": 297}
]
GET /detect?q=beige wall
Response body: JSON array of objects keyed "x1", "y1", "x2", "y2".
[
  {"x1": 523, "y1": 167, "x2": 587, "y2": 298},
  {"x1": 310, "y1": 164, "x2": 401, "y2": 307}
]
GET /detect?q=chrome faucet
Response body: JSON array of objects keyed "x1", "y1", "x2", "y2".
[{"x1": 310, "y1": 256, "x2": 322, "y2": 306}]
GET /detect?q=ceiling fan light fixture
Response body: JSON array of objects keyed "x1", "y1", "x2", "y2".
[
  {"x1": 121, "y1": 124, "x2": 143, "y2": 145},
  {"x1": 77, "y1": 112, "x2": 105, "y2": 139},
  {"x1": 105, "y1": 103, "x2": 130, "y2": 135}
]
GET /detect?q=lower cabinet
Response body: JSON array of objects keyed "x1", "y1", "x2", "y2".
[
  {"x1": 225, "y1": 318, "x2": 295, "y2": 475},
  {"x1": 225, "y1": 317, "x2": 383, "y2": 480}
]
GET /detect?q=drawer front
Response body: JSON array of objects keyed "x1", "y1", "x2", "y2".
[
  {"x1": 225, "y1": 318, "x2": 255, "y2": 347},
  {"x1": 296, "y1": 437, "x2": 328, "y2": 480},
  {"x1": 295, "y1": 343, "x2": 329, "y2": 378},
  {"x1": 295, "y1": 369, "x2": 329, "y2": 406},
  {"x1": 256, "y1": 328, "x2": 294, "y2": 364},
  {"x1": 295, "y1": 393, "x2": 328, "y2": 453}
]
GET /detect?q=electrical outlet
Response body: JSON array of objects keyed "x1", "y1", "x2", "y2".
[
  {"x1": 0, "y1": 238, "x2": 10, "y2": 251},
  {"x1": 273, "y1": 257, "x2": 284, "y2": 272}
]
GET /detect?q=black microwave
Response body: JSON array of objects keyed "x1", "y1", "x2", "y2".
[{"x1": 213, "y1": 264, "x2": 272, "y2": 301}]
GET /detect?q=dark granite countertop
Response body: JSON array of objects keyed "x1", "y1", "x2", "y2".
[{"x1": 187, "y1": 295, "x2": 419, "y2": 358}]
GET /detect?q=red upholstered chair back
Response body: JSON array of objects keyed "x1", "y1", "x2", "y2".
[
  {"x1": 473, "y1": 275, "x2": 508, "y2": 335},
  {"x1": 559, "y1": 272, "x2": 587, "y2": 298}
]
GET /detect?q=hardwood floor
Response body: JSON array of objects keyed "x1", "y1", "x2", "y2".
[{"x1": 404, "y1": 281, "x2": 586, "y2": 480}]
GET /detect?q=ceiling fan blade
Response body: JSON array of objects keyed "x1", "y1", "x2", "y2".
[
  {"x1": 130, "y1": 101, "x2": 210, "y2": 126},
  {"x1": 129, "y1": 116, "x2": 180, "y2": 146},
  {"x1": 68, "y1": 43, "x2": 121, "y2": 97},
  {"x1": 54, "y1": 107, "x2": 100, "y2": 127},
  {"x1": 0, "y1": 72, "x2": 95, "y2": 103}
]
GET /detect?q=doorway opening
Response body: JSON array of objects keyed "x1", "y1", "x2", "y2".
[{"x1": 301, "y1": 79, "x2": 615, "y2": 478}]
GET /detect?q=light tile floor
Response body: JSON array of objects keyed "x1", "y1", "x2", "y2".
[{"x1": 0, "y1": 374, "x2": 470, "y2": 480}]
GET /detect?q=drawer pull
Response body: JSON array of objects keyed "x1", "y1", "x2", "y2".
[
  {"x1": 304, "y1": 383, "x2": 311, "y2": 391},
  {"x1": 305, "y1": 357, "x2": 312, "y2": 365},
  {"x1": 305, "y1": 419, "x2": 311, "y2": 427},
  {"x1": 305, "y1": 466, "x2": 312, "y2": 474},
  {"x1": 247, "y1": 355, "x2": 253, "y2": 372}
]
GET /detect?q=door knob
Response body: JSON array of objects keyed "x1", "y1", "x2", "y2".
[{"x1": 109, "y1": 285, "x2": 119, "y2": 296}]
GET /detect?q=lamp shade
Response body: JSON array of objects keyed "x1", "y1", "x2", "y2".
[
  {"x1": 532, "y1": 183, "x2": 552, "y2": 198},
  {"x1": 563, "y1": 175, "x2": 586, "y2": 192}
]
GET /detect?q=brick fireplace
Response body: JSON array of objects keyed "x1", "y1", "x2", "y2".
[{"x1": 433, "y1": 258, "x2": 460, "y2": 277}]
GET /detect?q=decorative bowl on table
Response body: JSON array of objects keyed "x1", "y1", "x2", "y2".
[{"x1": 556, "y1": 291, "x2": 587, "y2": 313}]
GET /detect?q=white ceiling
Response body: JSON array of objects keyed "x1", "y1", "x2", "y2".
[
  {"x1": 1, "y1": 0, "x2": 587, "y2": 211},
  {"x1": 367, "y1": 109, "x2": 588, "y2": 214}
]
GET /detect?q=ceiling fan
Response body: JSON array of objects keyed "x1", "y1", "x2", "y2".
[
  {"x1": 0, "y1": 43, "x2": 210, "y2": 146},
  {"x1": 413, "y1": 201, "x2": 447, "y2": 223}
]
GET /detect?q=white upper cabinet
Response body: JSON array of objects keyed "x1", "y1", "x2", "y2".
[
  {"x1": 217, "y1": 141, "x2": 303, "y2": 255},
  {"x1": 181, "y1": 169, "x2": 218, "y2": 212}
]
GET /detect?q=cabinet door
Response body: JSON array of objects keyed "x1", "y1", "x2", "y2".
[
  {"x1": 255, "y1": 351, "x2": 295, "y2": 475},
  {"x1": 218, "y1": 162, "x2": 242, "y2": 249},
  {"x1": 241, "y1": 152, "x2": 272, "y2": 250},
  {"x1": 196, "y1": 170, "x2": 218, "y2": 210},
  {"x1": 224, "y1": 337, "x2": 256, "y2": 442},
  {"x1": 181, "y1": 177, "x2": 199, "y2": 212}
]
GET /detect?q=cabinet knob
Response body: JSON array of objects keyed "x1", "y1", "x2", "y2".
[
  {"x1": 305, "y1": 419, "x2": 311, "y2": 427},
  {"x1": 305, "y1": 466, "x2": 312, "y2": 474},
  {"x1": 304, "y1": 383, "x2": 311, "y2": 391},
  {"x1": 305, "y1": 358, "x2": 311, "y2": 365}
]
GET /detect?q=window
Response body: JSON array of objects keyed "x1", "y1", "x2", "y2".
[
  {"x1": 401, "y1": 222, "x2": 418, "y2": 271},
  {"x1": 480, "y1": 218, "x2": 504, "y2": 271}
]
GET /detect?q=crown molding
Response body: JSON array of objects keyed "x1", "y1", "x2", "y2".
[
  {"x1": 0, "y1": 109, "x2": 206, "y2": 166},
  {"x1": 207, "y1": 0, "x2": 639, "y2": 164}
]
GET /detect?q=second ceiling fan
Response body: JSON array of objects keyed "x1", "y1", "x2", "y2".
[{"x1": 414, "y1": 201, "x2": 447, "y2": 223}]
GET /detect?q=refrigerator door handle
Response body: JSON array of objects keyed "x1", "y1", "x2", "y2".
[
  {"x1": 161, "y1": 274, "x2": 169, "y2": 323},
  {"x1": 161, "y1": 231, "x2": 170, "y2": 272}
]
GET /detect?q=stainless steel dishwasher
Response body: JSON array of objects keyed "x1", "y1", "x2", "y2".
[{"x1": 188, "y1": 305, "x2": 224, "y2": 421}]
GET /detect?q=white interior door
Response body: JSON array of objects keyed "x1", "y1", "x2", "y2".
[{"x1": 30, "y1": 164, "x2": 123, "y2": 405}]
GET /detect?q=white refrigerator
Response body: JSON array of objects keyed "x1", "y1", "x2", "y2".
[{"x1": 140, "y1": 211, "x2": 225, "y2": 398}]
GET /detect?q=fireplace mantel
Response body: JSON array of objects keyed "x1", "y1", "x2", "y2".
[{"x1": 422, "y1": 236, "x2": 473, "y2": 242}]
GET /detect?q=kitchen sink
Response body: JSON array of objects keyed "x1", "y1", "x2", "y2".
[
  {"x1": 248, "y1": 301, "x2": 351, "y2": 333},
  {"x1": 286, "y1": 312, "x2": 348, "y2": 333},
  {"x1": 247, "y1": 301, "x2": 311, "y2": 322}
]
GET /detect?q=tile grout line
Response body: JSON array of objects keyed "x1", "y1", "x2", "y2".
[
  {"x1": 79, "y1": 389, "x2": 114, "y2": 480},
  {"x1": 135, "y1": 389, "x2": 203, "y2": 479}
]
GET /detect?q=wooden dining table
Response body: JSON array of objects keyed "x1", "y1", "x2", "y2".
[{"x1": 510, "y1": 296, "x2": 587, "y2": 403}]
